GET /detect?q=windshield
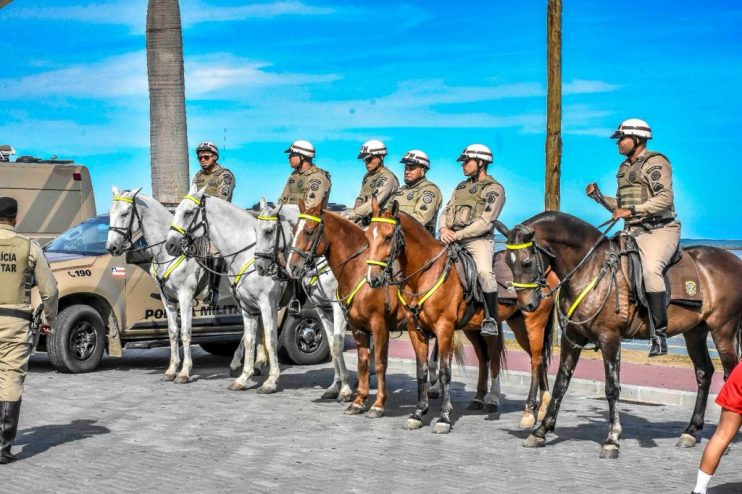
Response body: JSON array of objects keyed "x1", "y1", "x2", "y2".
[{"x1": 44, "y1": 215, "x2": 110, "y2": 255}]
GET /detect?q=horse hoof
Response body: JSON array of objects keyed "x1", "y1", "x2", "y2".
[
  {"x1": 432, "y1": 421, "x2": 452, "y2": 434},
  {"x1": 337, "y1": 390, "x2": 353, "y2": 403},
  {"x1": 519, "y1": 415, "x2": 536, "y2": 429},
  {"x1": 162, "y1": 373, "x2": 176, "y2": 382},
  {"x1": 466, "y1": 400, "x2": 484, "y2": 411},
  {"x1": 257, "y1": 384, "x2": 277, "y2": 394},
  {"x1": 321, "y1": 389, "x2": 340, "y2": 400},
  {"x1": 228, "y1": 382, "x2": 248, "y2": 391},
  {"x1": 344, "y1": 404, "x2": 365, "y2": 415},
  {"x1": 523, "y1": 434, "x2": 546, "y2": 448},
  {"x1": 405, "y1": 417, "x2": 424, "y2": 430},
  {"x1": 676, "y1": 433, "x2": 697, "y2": 448},
  {"x1": 599, "y1": 444, "x2": 620, "y2": 459},
  {"x1": 229, "y1": 367, "x2": 241, "y2": 378},
  {"x1": 174, "y1": 375, "x2": 190, "y2": 384},
  {"x1": 366, "y1": 407, "x2": 384, "y2": 419},
  {"x1": 483, "y1": 402, "x2": 499, "y2": 414}
]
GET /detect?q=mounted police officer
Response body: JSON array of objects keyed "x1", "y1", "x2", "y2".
[
  {"x1": 389, "y1": 150, "x2": 442, "y2": 234},
  {"x1": 192, "y1": 141, "x2": 236, "y2": 305},
  {"x1": 586, "y1": 118, "x2": 679, "y2": 357},
  {"x1": 277, "y1": 140, "x2": 332, "y2": 209},
  {"x1": 439, "y1": 144, "x2": 505, "y2": 337},
  {"x1": 343, "y1": 140, "x2": 399, "y2": 226},
  {"x1": 0, "y1": 197, "x2": 58, "y2": 464}
]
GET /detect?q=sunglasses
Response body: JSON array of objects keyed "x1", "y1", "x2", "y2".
[
  {"x1": 198, "y1": 154, "x2": 214, "y2": 161},
  {"x1": 363, "y1": 156, "x2": 375, "y2": 163}
]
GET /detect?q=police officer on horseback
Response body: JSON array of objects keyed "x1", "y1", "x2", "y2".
[
  {"x1": 343, "y1": 140, "x2": 399, "y2": 226},
  {"x1": 439, "y1": 144, "x2": 505, "y2": 337},
  {"x1": 586, "y1": 118, "x2": 679, "y2": 357},
  {"x1": 389, "y1": 150, "x2": 442, "y2": 235},
  {"x1": 278, "y1": 140, "x2": 332, "y2": 209},
  {"x1": 192, "y1": 141, "x2": 236, "y2": 305},
  {"x1": 0, "y1": 197, "x2": 58, "y2": 464}
]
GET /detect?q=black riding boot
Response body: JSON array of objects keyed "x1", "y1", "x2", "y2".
[
  {"x1": 647, "y1": 291, "x2": 668, "y2": 357},
  {"x1": 0, "y1": 400, "x2": 21, "y2": 464},
  {"x1": 481, "y1": 291, "x2": 500, "y2": 337},
  {"x1": 208, "y1": 258, "x2": 224, "y2": 306}
]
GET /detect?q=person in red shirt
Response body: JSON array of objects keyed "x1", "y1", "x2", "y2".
[{"x1": 692, "y1": 361, "x2": 742, "y2": 493}]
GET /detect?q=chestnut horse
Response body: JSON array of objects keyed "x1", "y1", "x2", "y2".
[
  {"x1": 505, "y1": 211, "x2": 742, "y2": 458},
  {"x1": 365, "y1": 201, "x2": 557, "y2": 433}
]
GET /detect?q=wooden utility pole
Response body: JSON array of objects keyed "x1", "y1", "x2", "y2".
[{"x1": 545, "y1": 0, "x2": 562, "y2": 211}]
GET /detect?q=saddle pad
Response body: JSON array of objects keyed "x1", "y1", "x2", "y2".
[
  {"x1": 666, "y1": 251, "x2": 703, "y2": 304},
  {"x1": 494, "y1": 250, "x2": 517, "y2": 300},
  {"x1": 452, "y1": 245, "x2": 482, "y2": 303}
]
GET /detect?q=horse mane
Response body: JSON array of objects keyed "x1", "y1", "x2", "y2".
[
  {"x1": 521, "y1": 210, "x2": 602, "y2": 247},
  {"x1": 395, "y1": 210, "x2": 443, "y2": 249}
]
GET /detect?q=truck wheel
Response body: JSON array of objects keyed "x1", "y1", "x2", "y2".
[
  {"x1": 200, "y1": 342, "x2": 240, "y2": 357},
  {"x1": 279, "y1": 308, "x2": 330, "y2": 365},
  {"x1": 47, "y1": 304, "x2": 106, "y2": 373}
]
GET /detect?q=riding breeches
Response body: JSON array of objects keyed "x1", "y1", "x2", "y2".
[
  {"x1": 630, "y1": 222, "x2": 680, "y2": 293},
  {"x1": 460, "y1": 237, "x2": 497, "y2": 293}
]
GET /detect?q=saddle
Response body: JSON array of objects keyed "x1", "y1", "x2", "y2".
[
  {"x1": 449, "y1": 245, "x2": 518, "y2": 305},
  {"x1": 621, "y1": 235, "x2": 703, "y2": 308}
]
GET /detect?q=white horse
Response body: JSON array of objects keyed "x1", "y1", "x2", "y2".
[
  {"x1": 253, "y1": 199, "x2": 352, "y2": 402},
  {"x1": 106, "y1": 186, "x2": 252, "y2": 383},
  {"x1": 165, "y1": 185, "x2": 284, "y2": 393}
]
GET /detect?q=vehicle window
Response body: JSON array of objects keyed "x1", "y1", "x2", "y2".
[{"x1": 44, "y1": 215, "x2": 110, "y2": 255}]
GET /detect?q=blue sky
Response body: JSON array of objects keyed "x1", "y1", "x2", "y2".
[{"x1": 1, "y1": 0, "x2": 740, "y2": 238}]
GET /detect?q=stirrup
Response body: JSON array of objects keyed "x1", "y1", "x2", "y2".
[
  {"x1": 648, "y1": 336, "x2": 667, "y2": 357},
  {"x1": 480, "y1": 317, "x2": 499, "y2": 337},
  {"x1": 207, "y1": 289, "x2": 220, "y2": 306},
  {"x1": 287, "y1": 299, "x2": 301, "y2": 316}
]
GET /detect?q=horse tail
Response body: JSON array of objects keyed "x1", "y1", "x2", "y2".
[
  {"x1": 497, "y1": 321, "x2": 507, "y2": 371},
  {"x1": 541, "y1": 303, "x2": 557, "y2": 367},
  {"x1": 452, "y1": 331, "x2": 466, "y2": 371}
]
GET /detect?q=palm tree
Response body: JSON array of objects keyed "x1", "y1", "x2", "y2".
[{"x1": 146, "y1": 0, "x2": 189, "y2": 206}]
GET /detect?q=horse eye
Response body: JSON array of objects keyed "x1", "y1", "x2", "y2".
[
  {"x1": 385, "y1": 234, "x2": 393, "y2": 242},
  {"x1": 184, "y1": 211, "x2": 192, "y2": 216},
  {"x1": 522, "y1": 258, "x2": 533, "y2": 268}
]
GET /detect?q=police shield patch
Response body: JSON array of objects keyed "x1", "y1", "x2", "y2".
[
  {"x1": 685, "y1": 280, "x2": 698, "y2": 297},
  {"x1": 422, "y1": 191, "x2": 434, "y2": 204}
]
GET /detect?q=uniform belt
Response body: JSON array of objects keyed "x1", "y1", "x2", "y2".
[
  {"x1": 0, "y1": 308, "x2": 33, "y2": 321},
  {"x1": 638, "y1": 217, "x2": 674, "y2": 231}
]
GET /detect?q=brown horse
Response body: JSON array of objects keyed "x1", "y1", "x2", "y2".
[
  {"x1": 364, "y1": 200, "x2": 557, "y2": 433},
  {"x1": 505, "y1": 211, "x2": 742, "y2": 458},
  {"x1": 285, "y1": 202, "x2": 409, "y2": 418}
]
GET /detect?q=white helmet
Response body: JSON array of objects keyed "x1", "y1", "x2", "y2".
[
  {"x1": 456, "y1": 143, "x2": 493, "y2": 164},
  {"x1": 400, "y1": 149, "x2": 430, "y2": 169},
  {"x1": 610, "y1": 118, "x2": 652, "y2": 140},
  {"x1": 357, "y1": 139, "x2": 387, "y2": 160},
  {"x1": 196, "y1": 141, "x2": 219, "y2": 158},
  {"x1": 285, "y1": 140, "x2": 316, "y2": 159}
]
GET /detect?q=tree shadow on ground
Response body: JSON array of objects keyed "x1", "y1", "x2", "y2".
[
  {"x1": 709, "y1": 481, "x2": 742, "y2": 493},
  {"x1": 14, "y1": 419, "x2": 110, "y2": 460}
]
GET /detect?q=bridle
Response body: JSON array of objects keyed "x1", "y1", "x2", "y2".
[
  {"x1": 365, "y1": 216, "x2": 405, "y2": 285},
  {"x1": 504, "y1": 232, "x2": 555, "y2": 309},
  {"x1": 169, "y1": 194, "x2": 209, "y2": 254},
  {"x1": 108, "y1": 195, "x2": 143, "y2": 253},
  {"x1": 289, "y1": 213, "x2": 326, "y2": 277},
  {"x1": 253, "y1": 206, "x2": 290, "y2": 279}
]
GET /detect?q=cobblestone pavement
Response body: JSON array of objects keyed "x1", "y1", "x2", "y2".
[{"x1": 2, "y1": 348, "x2": 740, "y2": 493}]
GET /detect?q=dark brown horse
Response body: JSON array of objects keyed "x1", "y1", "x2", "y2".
[
  {"x1": 365, "y1": 201, "x2": 557, "y2": 432},
  {"x1": 505, "y1": 211, "x2": 742, "y2": 458},
  {"x1": 285, "y1": 202, "x2": 409, "y2": 418}
]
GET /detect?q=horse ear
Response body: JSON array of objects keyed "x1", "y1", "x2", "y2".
[
  {"x1": 493, "y1": 220, "x2": 510, "y2": 238},
  {"x1": 197, "y1": 186, "x2": 207, "y2": 197},
  {"x1": 112, "y1": 185, "x2": 120, "y2": 196},
  {"x1": 259, "y1": 197, "x2": 267, "y2": 211},
  {"x1": 298, "y1": 200, "x2": 306, "y2": 213},
  {"x1": 371, "y1": 196, "x2": 380, "y2": 216},
  {"x1": 390, "y1": 200, "x2": 399, "y2": 218},
  {"x1": 132, "y1": 186, "x2": 143, "y2": 198},
  {"x1": 189, "y1": 182, "x2": 198, "y2": 195}
]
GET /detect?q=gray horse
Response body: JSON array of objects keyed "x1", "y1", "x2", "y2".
[
  {"x1": 165, "y1": 185, "x2": 284, "y2": 393},
  {"x1": 253, "y1": 199, "x2": 352, "y2": 402},
  {"x1": 106, "y1": 186, "x2": 250, "y2": 383}
]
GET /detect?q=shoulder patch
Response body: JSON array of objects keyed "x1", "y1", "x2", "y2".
[
  {"x1": 422, "y1": 191, "x2": 434, "y2": 204},
  {"x1": 407, "y1": 192, "x2": 415, "y2": 200},
  {"x1": 309, "y1": 179, "x2": 321, "y2": 191},
  {"x1": 375, "y1": 176, "x2": 388, "y2": 187},
  {"x1": 653, "y1": 183, "x2": 664, "y2": 192},
  {"x1": 223, "y1": 174, "x2": 233, "y2": 185},
  {"x1": 486, "y1": 191, "x2": 499, "y2": 203},
  {"x1": 221, "y1": 187, "x2": 230, "y2": 197},
  {"x1": 650, "y1": 170, "x2": 661, "y2": 181},
  {"x1": 456, "y1": 183, "x2": 467, "y2": 190}
]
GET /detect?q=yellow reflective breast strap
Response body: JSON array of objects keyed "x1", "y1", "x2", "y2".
[
  {"x1": 396, "y1": 269, "x2": 448, "y2": 309},
  {"x1": 339, "y1": 277, "x2": 367, "y2": 307},
  {"x1": 114, "y1": 196, "x2": 133, "y2": 203},
  {"x1": 370, "y1": 217, "x2": 397, "y2": 225},
  {"x1": 566, "y1": 274, "x2": 600, "y2": 317},
  {"x1": 162, "y1": 255, "x2": 187, "y2": 280},
  {"x1": 298, "y1": 213, "x2": 322, "y2": 223},
  {"x1": 232, "y1": 258, "x2": 255, "y2": 287},
  {"x1": 308, "y1": 266, "x2": 330, "y2": 286}
]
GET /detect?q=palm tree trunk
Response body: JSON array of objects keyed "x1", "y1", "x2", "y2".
[{"x1": 146, "y1": 0, "x2": 189, "y2": 207}]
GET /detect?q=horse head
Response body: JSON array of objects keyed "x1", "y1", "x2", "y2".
[
  {"x1": 365, "y1": 197, "x2": 404, "y2": 288},
  {"x1": 254, "y1": 197, "x2": 285, "y2": 277},
  {"x1": 504, "y1": 223, "x2": 550, "y2": 313},
  {"x1": 286, "y1": 200, "x2": 327, "y2": 279},
  {"x1": 165, "y1": 183, "x2": 207, "y2": 257},
  {"x1": 106, "y1": 185, "x2": 143, "y2": 256}
]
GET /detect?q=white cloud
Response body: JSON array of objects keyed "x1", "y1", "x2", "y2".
[{"x1": 564, "y1": 79, "x2": 620, "y2": 95}]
